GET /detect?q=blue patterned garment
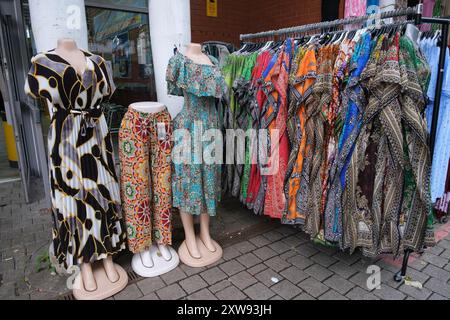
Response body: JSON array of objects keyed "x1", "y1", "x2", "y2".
[
  {"x1": 339, "y1": 33, "x2": 372, "y2": 188},
  {"x1": 420, "y1": 37, "x2": 450, "y2": 201},
  {"x1": 166, "y1": 52, "x2": 227, "y2": 216},
  {"x1": 323, "y1": 32, "x2": 372, "y2": 244}
]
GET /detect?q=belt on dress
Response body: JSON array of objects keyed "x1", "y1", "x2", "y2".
[{"x1": 69, "y1": 109, "x2": 99, "y2": 137}]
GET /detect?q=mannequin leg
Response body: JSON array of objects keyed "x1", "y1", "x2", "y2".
[
  {"x1": 103, "y1": 256, "x2": 120, "y2": 283},
  {"x1": 199, "y1": 213, "x2": 216, "y2": 252},
  {"x1": 80, "y1": 262, "x2": 97, "y2": 292},
  {"x1": 158, "y1": 244, "x2": 172, "y2": 261},
  {"x1": 180, "y1": 211, "x2": 201, "y2": 258},
  {"x1": 140, "y1": 250, "x2": 155, "y2": 268}
]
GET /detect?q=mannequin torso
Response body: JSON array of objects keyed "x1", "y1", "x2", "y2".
[
  {"x1": 54, "y1": 38, "x2": 87, "y2": 76},
  {"x1": 184, "y1": 43, "x2": 213, "y2": 66},
  {"x1": 130, "y1": 101, "x2": 165, "y2": 113}
]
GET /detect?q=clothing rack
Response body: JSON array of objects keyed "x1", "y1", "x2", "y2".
[
  {"x1": 239, "y1": 5, "x2": 450, "y2": 283},
  {"x1": 240, "y1": 7, "x2": 417, "y2": 41}
]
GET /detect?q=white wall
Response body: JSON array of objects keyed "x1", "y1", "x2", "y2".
[
  {"x1": 149, "y1": 0, "x2": 191, "y2": 118},
  {"x1": 28, "y1": 0, "x2": 88, "y2": 53}
]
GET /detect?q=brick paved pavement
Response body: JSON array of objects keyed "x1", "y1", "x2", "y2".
[{"x1": 1, "y1": 180, "x2": 450, "y2": 300}]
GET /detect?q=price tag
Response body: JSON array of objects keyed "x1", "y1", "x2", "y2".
[{"x1": 157, "y1": 122, "x2": 167, "y2": 141}]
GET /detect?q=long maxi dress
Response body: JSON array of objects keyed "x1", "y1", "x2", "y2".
[
  {"x1": 166, "y1": 52, "x2": 227, "y2": 216},
  {"x1": 261, "y1": 40, "x2": 294, "y2": 219},
  {"x1": 25, "y1": 50, "x2": 127, "y2": 268}
]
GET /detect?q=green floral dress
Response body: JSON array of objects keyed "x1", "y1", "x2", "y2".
[{"x1": 166, "y1": 52, "x2": 227, "y2": 216}]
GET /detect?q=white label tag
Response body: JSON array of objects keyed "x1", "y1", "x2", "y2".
[{"x1": 157, "y1": 122, "x2": 167, "y2": 141}]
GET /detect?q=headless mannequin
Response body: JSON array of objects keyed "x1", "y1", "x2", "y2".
[
  {"x1": 54, "y1": 38, "x2": 122, "y2": 294},
  {"x1": 184, "y1": 43, "x2": 213, "y2": 66},
  {"x1": 54, "y1": 38, "x2": 87, "y2": 75},
  {"x1": 129, "y1": 101, "x2": 174, "y2": 268},
  {"x1": 178, "y1": 43, "x2": 222, "y2": 264}
]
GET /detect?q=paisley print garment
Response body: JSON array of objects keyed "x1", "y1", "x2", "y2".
[
  {"x1": 166, "y1": 52, "x2": 226, "y2": 216},
  {"x1": 261, "y1": 40, "x2": 294, "y2": 219},
  {"x1": 284, "y1": 47, "x2": 317, "y2": 225},
  {"x1": 25, "y1": 50, "x2": 126, "y2": 268},
  {"x1": 324, "y1": 33, "x2": 372, "y2": 244},
  {"x1": 246, "y1": 52, "x2": 272, "y2": 215},
  {"x1": 119, "y1": 107, "x2": 173, "y2": 253},
  {"x1": 398, "y1": 36, "x2": 434, "y2": 251}
]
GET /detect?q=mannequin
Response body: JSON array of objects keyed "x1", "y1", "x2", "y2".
[
  {"x1": 128, "y1": 101, "x2": 180, "y2": 277},
  {"x1": 176, "y1": 43, "x2": 223, "y2": 267},
  {"x1": 53, "y1": 38, "x2": 128, "y2": 300},
  {"x1": 184, "y1": 43, "x2": 214, "y2": 66}
]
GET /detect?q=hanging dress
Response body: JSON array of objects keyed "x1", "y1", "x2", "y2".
[
  {"x1": 246, "y1": 51, "x2": 272, "y2": 215},
  {"x1": 261, "y1": 40, "x2": 294, "y2": 219},
  {"x1": 325, "y1": 32, "x2": 372, "y2": 245},
  {"x1": 24, "y1": 50, "x2": 127, "y2": 268},
  {"x1": 284, "y1": 47, "x2": 317, "y2": 225},
  {"x1": 166, "y1": 52, "x2": 226, "y2": 216}
]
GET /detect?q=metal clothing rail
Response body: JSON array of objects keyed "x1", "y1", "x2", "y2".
[
  {"x1": 395, "y1": 4, "x2": 450, "y2": 283},
  {"x1": 238, "y1": 4, "x2": 450, "y2": 284},
  {"x1": 240, "y1": 7, "x2": 417, "y2": 41}
]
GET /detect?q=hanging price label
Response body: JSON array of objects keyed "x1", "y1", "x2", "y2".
[{"x1": 206, "y1": 0, "x2": 218, "y2": 17}]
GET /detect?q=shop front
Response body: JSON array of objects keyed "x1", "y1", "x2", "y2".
[{"x1": 0, "y1": 0, "x2": 161, "y2": 200}]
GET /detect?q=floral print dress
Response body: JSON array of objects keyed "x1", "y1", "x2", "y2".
[{"x1": 166, "y1": 52, "x2": 227, "y2": 216}]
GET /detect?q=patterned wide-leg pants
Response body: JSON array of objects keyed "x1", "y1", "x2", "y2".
[{"x1": 119, "y1": 107, "x2": 173, "y2": 253}]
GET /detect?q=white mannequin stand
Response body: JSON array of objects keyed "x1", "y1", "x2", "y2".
[
  {"x1": 129, "y1": 101, "x2": 179, "y2": 277},
  {"x1": 177, "y1": 43, "x2": 223, "y2": 268},
  {"x1": 52, "y1": 38, "x2": 128, "y2": 300}
]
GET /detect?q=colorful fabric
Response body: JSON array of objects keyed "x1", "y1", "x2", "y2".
[
  {"x1": 119, "y1": 107, "x2": 173, "y2": 253},
  {"x1": 246, "y1": 51, "x2": 272, "y2": 215},
  {"x1": 284, "y1": 47, "x2": 316, "y2": 225},
  {"x1": 344, "y1": 0, "x2": 367, "y2": 18},
  {"x1": 25, "y1": 50, "x2": 126, "y2": 268},
  {"x1": 223, "y1": 29, "x2": 435, "y2": 257},
  {"x1": 166, "y1": 52, "x2": 226, "y2": 216},
  {"x1": 399, "y1": 36, "x2": 434, "y2": 251},
  {"x1": 261, "y1": 40, "x2": 294, "y2": 219},
  {"x1": 325, "y1": 33, "x2": 372, "y2": 245}
]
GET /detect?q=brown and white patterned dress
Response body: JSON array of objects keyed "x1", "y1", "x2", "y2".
[{"x1": 25, "y1": 50, "x2": 126, "y2": 268}]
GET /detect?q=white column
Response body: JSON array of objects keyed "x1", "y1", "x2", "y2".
[
  {"x1": 149, "y1": 0, "x2": 191, "y2": 118},
  {"x1": 28, "y1": 0, "x2": 88, "y2": 53}
]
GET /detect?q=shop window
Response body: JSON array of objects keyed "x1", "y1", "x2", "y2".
[
  {"x1": 86, "y1": 7, "x2": 157, "y2": 133},
  {"x1": 86, "y1": 0, "x2": 148, "y2": 11}
]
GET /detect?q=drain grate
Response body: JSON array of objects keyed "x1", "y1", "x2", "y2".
[
  {"x1": 58, "y1": 292, "x2": 75, "y2": 300},
  {"x1": 126, "y1": 269, "x2": 142, "y2": 284}
]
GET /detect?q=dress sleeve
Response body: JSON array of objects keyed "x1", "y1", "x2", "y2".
[
  {"x1": 102, "y1": 59, "x2": 116, "y2": 100},
  {"x1": 166, "y1": 54, "x2": 184, "y2": 97},
  {"x1": 24, "y1": 59, "x2": 41, "y2": 99}
]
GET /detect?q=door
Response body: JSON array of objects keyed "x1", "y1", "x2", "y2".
[{"x1": 0, "y1": 0, "x2": 50, "y2": 203}]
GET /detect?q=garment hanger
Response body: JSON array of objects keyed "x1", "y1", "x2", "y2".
[
  {"x1": 260, "y1": 40, "x2": 273, "y2": 52},
  {"x1": 237, "y1": 43, "x2": 248, "y2": 53},
  {"x1": 333, "y1": 29, "x2": 347, "y2": 45}
]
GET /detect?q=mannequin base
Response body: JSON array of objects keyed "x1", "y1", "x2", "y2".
[
  {"x1": 72, "y1": 262, "x2": 128, "y2": 300},
  {"x1": 131, "y1": 245, "x2": 179, "y2": 278},
  {"x1": 178, "y1": 237, "x2": 223, "y2": 268}
]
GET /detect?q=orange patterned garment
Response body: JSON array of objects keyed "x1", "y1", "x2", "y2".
[{"x1": 119, "y1": 107, "x2": 173, "y2": 253}]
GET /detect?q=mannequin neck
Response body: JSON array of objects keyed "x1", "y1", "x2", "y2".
[
  {"x1": 185, "y1": 43, "x2": 203, "y2": 56},
  {"x1": 57, "y1": 38, "x2": 78, "y2": 51},
  {"x1": 184, "y1": 43, "x2": 213, "y2": 66}
]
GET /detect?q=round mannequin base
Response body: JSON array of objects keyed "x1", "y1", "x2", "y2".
[
  {"x1": 178, "y1": 237, "x2": 223, "y2": 268},
  {"x1": 131, "y1": 245, "x2": 179, "y2": 278},
  {"x1": 72, "y1": 263, "x2": 128, "y2": 300}
]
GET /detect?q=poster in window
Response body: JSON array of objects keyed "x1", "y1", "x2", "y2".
[{"x1": 112, "y1": 32, "x2": 131, "y2": 78}]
